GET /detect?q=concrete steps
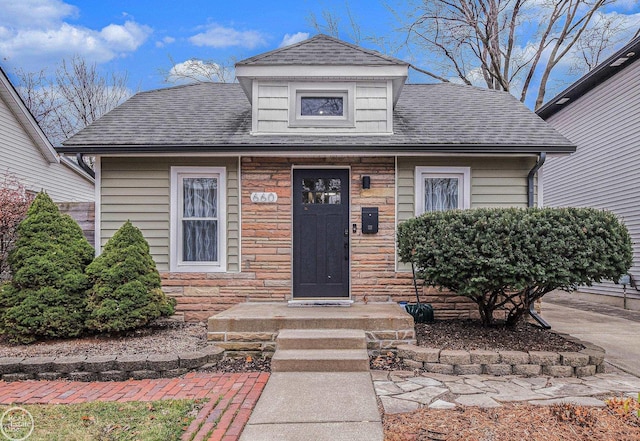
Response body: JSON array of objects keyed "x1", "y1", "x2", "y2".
[
  {"x1": 276, "y1": 329, "x2": 367, "y2": 350},
  {"x1": 271, "y1": 329, "x2": 370, "y2": 372}
]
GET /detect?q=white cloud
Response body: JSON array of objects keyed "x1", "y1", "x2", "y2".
[
  {"x1": 156, "y1": 36, "x2": 176, "y2": 48},
  {"x1": 0, "y1": 0, "x2": 77, "y2": 28},
  {"x1": 189, "y1": 24, "x2": 266, "y2": 49},
  {"x1": 0, "y1": 0, "x2": 151, "y2": 69},
  {"x1": 617, "y1": 0, "x2": 640, "y2": 11},
  {"x1": 279, "y1": 32, "x2": 309, "y2": 48},
  {"x1": 167, "y1": 59, "x2": 235, "y2": 84},
  {"x1": 100, "y1": 21, "x2": 151, "y2": 52}
]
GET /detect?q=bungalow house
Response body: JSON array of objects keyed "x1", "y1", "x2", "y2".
[
  {"x1": 58, "y1": 35, "x2": 574, "y2": 322},
  {"x1": 0, "y1": 67, "x2": 95, "y2": 242},
  {"x1": 537, "y1": 35, "x2": 640, "y2": 311}
]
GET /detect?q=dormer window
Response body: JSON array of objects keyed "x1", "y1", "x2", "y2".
[
  {"x1": 289, "y1": 82, "x2": 355, "y2": 128},
  {"x1": 301, "y1": 96, "x2": 344, "y2": 116}
]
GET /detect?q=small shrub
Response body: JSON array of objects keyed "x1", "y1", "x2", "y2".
[
  {"x1": 397, "y1": 207, "x2": 632, "y2": 326},
  {"x1": 0, "y1": 174, "x2": 33, "y2": 281},
  {"x1": 0, "y1": 192, "x2": 94, "y2": 343},
  {"x1": 85, "y1": 221, "x2": 175, "y2": 333}
]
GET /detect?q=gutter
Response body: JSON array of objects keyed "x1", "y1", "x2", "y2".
[
  {"x1": 527, "y1": 152, "x2": 551, "y2": 329},
  {"x1": 76, "y1": 153, "x2": 96, "y2": 179},
  {"x1": 56, "y1": 144, "x2": 576, "y2": 155}
]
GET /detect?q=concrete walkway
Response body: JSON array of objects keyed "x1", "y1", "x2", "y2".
[
  {"x1": 542, "y1": 298, "x2": 640, "y2": 377},
  {"x1": 239, "y1": 372, "x2": 383, "y2": 441}
]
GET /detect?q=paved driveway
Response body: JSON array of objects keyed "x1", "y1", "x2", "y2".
[{"x1": 542, "y1": 298, "x2": 640, "y2": 377}]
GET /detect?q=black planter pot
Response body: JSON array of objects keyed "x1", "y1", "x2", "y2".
[{"x1": 405, "y1": 303, "x2": 434, "y2": 323}]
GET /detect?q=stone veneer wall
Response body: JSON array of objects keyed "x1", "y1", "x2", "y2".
[
  {"x1": 208, "y1": 327, "x2": 417, "y2": 357},
  {"x1": 162, "y1": 156, "x2": 478, "y2": 322}
]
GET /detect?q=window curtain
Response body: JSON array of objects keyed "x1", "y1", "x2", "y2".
[
  {"x1": 182, "y1": 177, "x2": 218, "y2": 262},
  {"x1": 424, "y1": 178, "x2": 459, "y2": 212}
]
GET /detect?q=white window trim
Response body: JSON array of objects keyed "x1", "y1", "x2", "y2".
[
  {"x1": 289, "y1": 82, "x2": 355, "y2": 128},
  {"x1": 415, "y1": 166, "x2": 471, "y2": 216},
  {"x1": 170, "y1": 166, "x2": 227, "y2": 273}
]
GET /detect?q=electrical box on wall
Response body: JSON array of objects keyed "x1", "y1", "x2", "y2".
[{"x1": 362, "y1": 207, "x2": 379, "y2": 234}]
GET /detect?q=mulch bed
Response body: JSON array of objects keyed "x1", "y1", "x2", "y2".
[
  {"x1": 371, "y1": 318, "x2": 585, "y2": 371},
  {"x1": 415, "y1": 319, "x2": 584, "y2": 352},
  {"x1": 383, "y1": 402, "x2": 640, "y2": 441}
]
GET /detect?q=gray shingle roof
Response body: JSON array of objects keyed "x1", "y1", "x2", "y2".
[
  {"x1": 236, "y1": 34, "x2": 408, "y2": 66},
  {"x1": 60, "y1": 82, "x2": 574, "y2": 154}
]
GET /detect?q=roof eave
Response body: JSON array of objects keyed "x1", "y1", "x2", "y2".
[
  {"x1": 235, "y1": 64, "x2": 409, "y2": 103},
  {"x1": 537, "y1": 35, "x2": 640, "y2": 120},
  {"x1": 0, "y1": 66, "x2": 59, "y2": 164},
  {"x1": 56, "y1": 143, "x2": 576, "y2": 155}
]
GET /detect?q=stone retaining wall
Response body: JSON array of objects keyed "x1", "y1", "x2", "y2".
[
  {"x1": 0, "y1": 346, "x2": 224, "y2": 382},
  {"x1": 397, "y1": 334, "x2": 606, "y2": 378}
]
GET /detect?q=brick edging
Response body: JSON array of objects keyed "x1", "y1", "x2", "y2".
[
  {"x1": 397, "y1": 333, "x2": 606, "y2": 378},
  {"x1": 0, "y1": 345, "x2": 225, "y2": 382}
]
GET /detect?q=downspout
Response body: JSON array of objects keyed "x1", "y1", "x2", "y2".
[
  {"x1": 76, "y1": 153, "x2": 95, "y2": 179},
  {"x1": 527, "y1": 152, "x2": 551, "y2": 329}
]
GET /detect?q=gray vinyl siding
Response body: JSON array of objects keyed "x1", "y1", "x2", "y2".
[
  {"x1": 100, "y1": 157, "x2": 240, "y2": 272},
  {"x1": 397, "y1": 156, "x2": 535, "y2": 224},
  {"x1": 544, "y1": 60, "x2": 640, "y2": 299},
  {"x1": 0, "y1": 94, "x2": 94, "y2": 202},
  {"x1": 255, "y1": 81, "x2": 391, "y2": 134}
]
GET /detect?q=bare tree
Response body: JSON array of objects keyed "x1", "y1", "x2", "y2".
[
  {"x1": 161, "y1": 55, "x2": 235, "y2": 84},
  {"x1": 14, "y1": 56, "x2": 130, "y2": 147},
  {"x1": 15, "y1": 69, "x2": 67, "y2": 145},
  {"x1": 573, "y1": 13, "x2": 628, "y2": 72},
  {"x1": 56, "y1": 56, "x2": 130, "y2": 138},
  {"x1": 404, "y1": 0, "x2": 619, "y2": 109}
]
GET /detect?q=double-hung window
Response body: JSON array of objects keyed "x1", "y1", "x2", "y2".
[
  {"x1": 415, "y1": 166, "x2": 470, "y2": 215},
  {"x1": 171, "y1": 167, "x2": 226, "y2": 272}
]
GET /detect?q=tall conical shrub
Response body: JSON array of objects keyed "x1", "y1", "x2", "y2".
[
  {"x1": 0, "y1": 192, "x2": 94, "y2": 343},
  {"x1": 85, "y1": 221, "x2": 175, "y2": 333}
]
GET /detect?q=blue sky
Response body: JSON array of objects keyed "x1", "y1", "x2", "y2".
[{"x1": 1, "y1": 0, "x2": 639, "y2": 107}]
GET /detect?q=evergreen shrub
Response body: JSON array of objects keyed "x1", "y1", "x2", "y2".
[
  {"x1": 397, "y1": 207, "x2": 632, "y2": 326},
  {"x1": 0, "y1": 192, "x2": 94, "y2": 343},
  {"x1": 85, "y1": 221, "x2": 175, "y2": 333}
]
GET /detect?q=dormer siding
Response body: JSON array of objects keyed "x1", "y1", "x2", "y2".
[{"x1": 251, "y1": 80, "x2": 393, "y2": 135}]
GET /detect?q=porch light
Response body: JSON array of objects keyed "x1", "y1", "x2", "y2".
[{"x1": 362, "y1": 176, "x2": 371, "y2": 189}]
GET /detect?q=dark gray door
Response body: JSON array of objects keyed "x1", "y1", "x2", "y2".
[{"x1": 293, "y1": 169, "x2": 350, "y2": 298}]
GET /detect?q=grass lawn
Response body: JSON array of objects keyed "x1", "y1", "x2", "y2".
[{"x1": 0, "y1": 399, "x2": 204, "y2": 441}]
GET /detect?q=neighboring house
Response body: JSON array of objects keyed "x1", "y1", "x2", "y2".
[
  {"x1": 59, "y1": 35, "x2": 574, "y2": 322},
  {"x1": 537, "y1": 35, "x2": 640, "y2": 310},
  {"x1": 0, "y1": 66, "x2": 95, "y2": 242}
]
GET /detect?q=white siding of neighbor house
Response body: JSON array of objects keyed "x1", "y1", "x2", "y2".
[
  {"x1": 254, "y1": 81, "x2": 391, "y2": 134},
  {"x1": 397, "y1": 156, "x2": 535, "y2": 224},
  {"x1": 544, "y1": 60, "x2": 640, "y2": 299},
  {"x1": 100, "y1": 157, "x2": 240, "y2": 273},
  {"x1": 0, "y1": 93, "x2": 94, "y2": 202}
]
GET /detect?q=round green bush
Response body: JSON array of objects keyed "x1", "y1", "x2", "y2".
[
  {"x1": 397, "y1": 207, "x2": 632, "y2": 326},
  {"x1": 0, "y1": 192, "x2": 94, "y2": 343},
  {"x1": 85, "y1": 221, "x2": 175, "y2": 333}
]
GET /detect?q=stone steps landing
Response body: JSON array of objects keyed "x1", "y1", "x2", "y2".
[
  {"x1": 207, "y1": 302, "x2": 416, "y2": 356},
  {"x1": 272, "y1": 329, "x2": 369, "y2": 372}
]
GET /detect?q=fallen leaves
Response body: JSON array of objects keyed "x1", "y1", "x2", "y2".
[{"x1": 383, "y1": 403, "x2": 640, "y2": 441}]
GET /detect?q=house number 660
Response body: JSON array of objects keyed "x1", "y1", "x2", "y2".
[{"x1": 250, "y1": 192, "x2": 278, "y2": 203}]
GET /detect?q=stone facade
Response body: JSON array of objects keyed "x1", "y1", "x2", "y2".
[{"x1": 162, "y1": 156, "x2": 480, "y2": 323}]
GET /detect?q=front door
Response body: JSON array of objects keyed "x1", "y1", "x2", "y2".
[{"x1": 293, "y1": 169, "x2": 350, "y2": 298}]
